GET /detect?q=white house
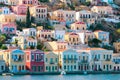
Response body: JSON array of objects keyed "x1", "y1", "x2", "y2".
[
  {"x1": 23, "y1": 28, "x2": 37, "y2": 37},
  {"x1": 54, "y1": 30, "x2": 65, "y2": 41},
  {"x1": 60, "y1": 49, "x2": 79, "y2": 72},
  {"x1": 77, "y1": 30, "x2": 95, "y2": 44},
  {"x1": 78, "y1": 48, "x2": 113, "y2": 71},
  {"x1": 76, "y1": 10, "x2": 97, "y2": 27},
  {"x1": 94, "y1": 30, "x2": 109, "y2": 46}
]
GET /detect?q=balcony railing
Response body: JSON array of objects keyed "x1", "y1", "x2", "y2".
[
  {"x1": 35, "y1": 59, "x2": 42, "y2": 62},
  {"x1": 50, "y1": 62, "x2": 55, "y2": 64},
  {"x1": 93, "y1": 58, "x2": 99, "y2": 61},
  {"x1": 13, "y1": 59, "x2": 23, "y2": 62},
  {"x1": 63, "y1": 58, "x2": 77, "y2": 60},
  {"x1": 81, "y1": 60, "x2": 88, "y2": 63},
  {"x1": 105, "y1": 58, "x2": 111, "y2": 61}
]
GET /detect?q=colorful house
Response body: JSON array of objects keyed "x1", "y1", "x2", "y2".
[
  {"x1": 70, "y1": 22, "x2": 87, "y2": 31},
  {"x1": 0, "y1": 23, "x2": 16, "y2": 35},
  {"x1": 113, "y1": 53, "x2": 120, "y2": 71},
  {"x1": 94, "y1": 30, "x2": 109, "y2": 46},
  {"x1": 60, "y1": 49, "x2": 78, "y2": 72},
  {"x1": 12, "y1": 36, "x2": 37, "y2": 49},
  {"x1": 37, "y1": 30, "x2": 54, "y2": 41},
  {"x1": 54, "y1": 29, "x2": 65, "y2": 41},
  {"x1": 30, "y1": 5, "x2": 47, "y2": 23},
  {"x1": 7, "y1": 0, "x2": 18, "y2": 5},
  {"x1": 53, "y1": 10, "x2": 76, "y2": 26},
  {"x1": 84, "y1": 48, "x2": 113, "y2": 71},
  {"x1": 77, "y1": 30, "x2": 95, "y2": 44},
  {"x1": 12, "y1": 4, "x2": 27, "y2": 22},
  {"x1": 23, "y1": 28, "x2": 37, "y2": 37},
  {"x1": 0, "y1": 54, "x2": 6, "y2": 72},
  {"x1": 25, "y1": 49, "x2": 44, "y2": 72},
  {"x1": 101, "y1": 0, "x2": 113, "y2": 4},
  {"x1": 65, "y1": 32, "x2": 81, "y2": 46},
  {"x1": 44, "y1": 52, "x2": 59, "y2": 72},
  {"x1": 1, "y1": 7, "x2": 10, "y2": 14},
  {"x1": 113, "y1": 40, "x2": 120, "y2": 53},
  {"x1": 0, "y1": 13, "x2": 16, "y2": 23},
  {"x1": 0, "y1": 0, "x2": 8, "y2": 4},
  {"x1": 19, "y1": 0, "x2": 38, "y2": 6},
  {"x1": 77, "y1": 50, "x2": 90, "y2": 71},
  {"x1": 91, "y1": 6, "x2": 113, "y2": 15},
  {"x1": 44, "y1": 41, "x2": 68, "y2": 51},
  {"x1": 76, "y1": 10, "x2": 97, "y2": 27},
  {"x1": 1, "y1": 49, "x2": 26, "y2": 72}
]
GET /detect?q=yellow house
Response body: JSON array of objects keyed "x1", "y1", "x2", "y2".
[
  {"x1": 37, "y1": 30, "x2": 54, "y2": 41},
  {"x1": 7, "y1": 0, "x2": 18, "y2": 5},
  {"x1": 0, "y1": 49, "x2": 26, "y2": 72},
  {"x1": 44, "y1": 41, "x2": 68, "y2": 51},
  {"x1": 30, "y1": 5, "x2": 47, "y2": 23},
  {"x1": 44, "y1": 52, "x2": 59, "y2": 72},
  {"x1": 0, "y1": 13, "x2": 16, "y2": 23},
  {"x1": 65, "y1": 32, "x2": 80, "y2": 45},
  {"x1": 70, "y1": 22, "x2": 86, "y2": 31},
  {"x1": 13, "y1": 36, "x2": 37, "y2": 50},
  {"x1": 114, "y1": 41, "x2": 120, "y2": 53}
]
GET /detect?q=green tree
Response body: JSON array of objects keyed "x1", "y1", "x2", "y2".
[
  {"x1": 30, "y1": 46, "x2": 35, "y2": 49},
  {"x1": 37, "y1": 43, "x2": 43, "y2": 50},
  {"x1": 93, "y1": 23, "x2": 104, "y2": 31},
  {"x1": 102, "y1": 45, "x2": 114, "y2": 50},
  {"x1": 26, "y1": 7, "x2": 31, "y2": 28},
  {"x1": 1, "y1": 45, "x2": 8, "y2": 50},
  {"x1": 38, "y1": 0, "x2": 49, "y2": 2},
  {"x1": 0, "y1": 34, "x2": 6, "y2": 43},
  {"x1": 67, "y1": 3, "x2": 75, "y2": 10},
  {"x1": 88, "y1": 38, "x2": 102, "y2": 47},
  {"x1": 16, "y1": 20, "x2": 26, "y2": 30}
]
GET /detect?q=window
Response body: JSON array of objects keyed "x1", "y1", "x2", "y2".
[
  {"x1": 104, "y1": 55, "x2": 105, "y2": 59},
  {"x1": 50, "y1": 58, "x2": 53, "y2": 63},
  {"x1": 52, "y1": 66, "x2": 54, "y2": 71},
  {"x1": 74, "y1": 65, "x2": 76, "y2": 69},
  {"x1": 64, "y1": 55, "x2": 66, "y2": 59},
  {"x1": 64, "y1": 65, "x2": 66, "y2": 69},
  {"x1": 110, "y1": 55, "x2": 111, "y2": 59},
  {"x1": 38, "y1": 66, "x2": 40, "y2": 71},
  {"x1": 1, "y1": 66, "x2": 4, "y2": 70},
  {"x1": 55, "y1": 58, "x2": 57, "y2": 62},
  {"x1": 103, "y1": 65, "x2": 105, "y2": 69},
  {"x1": 46, "y1": 66, "x2": 48, "y2": 70},
  {"x1": 110, "y1": 65, "x2": 111, "y2": 69},
  {"x1": 27, "y1": 55, "x2": 29, "y2": 60},
  {"x1": 22, "y1": 66, "x2": 24, "y2": 70},
  {"x1": 46, "y1": 58, "x2": 48, "y2": 62},
  {"x1": 31, "y1": 54, "x2": 34, "y2": 61}
]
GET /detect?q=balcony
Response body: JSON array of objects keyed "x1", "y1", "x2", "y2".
[
  {"x1": 50, "y1": 62, "x2": 55, "y2": 64},
  {"x1": 105, "y1": 58, "x2": 111, "y2": 61},
  {"x1": 94, "y1": 58, "x2": 99, "y2": 61},
  {"x1": 81, "y1": 60, "x2": 88, "y2": 63},
  {"x1": 13, "y1": 59, "x2": 23, "y2": 62},
  {"x1": 35, "y1": 59, "x2": 42, "y2": 62},
  {"x1": 63, "y1": 58, "x2": 77, "y2": 60}
]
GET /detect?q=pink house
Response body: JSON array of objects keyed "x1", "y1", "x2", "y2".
[
  {"x1": 0, "y1": 23, "x2": 16, "y2": 35},
  {"x1": 25, "y1": 49, "x2": 44, "y2": 72},
  {"x1": 19, "y1": 0, "x2": 38, "y2": 5},
  {"x1": 12, "y1": 5, "x2": 27, "y2": 15}
]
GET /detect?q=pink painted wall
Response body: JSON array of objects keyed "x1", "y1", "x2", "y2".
[
  {"x1": 25, "y1": 49, "x2": 45, "y2": 72},
  {"x1": 12, "y1": 5, "x2": 27, "y2": 15},
  {"x1": 1, "y1": 23, "x2": 16, "y2": 34}
]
